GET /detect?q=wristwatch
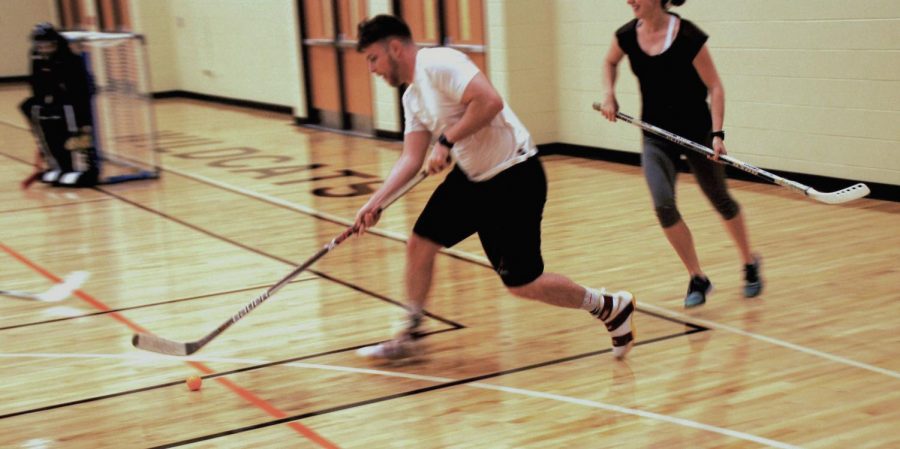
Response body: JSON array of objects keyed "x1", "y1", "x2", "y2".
[
  {"x1": 711, "y1": 130, "x2": 725, "y2": 140},
  {"x1": 438, "y1": 133, "x2": 455, "y2": 148}
]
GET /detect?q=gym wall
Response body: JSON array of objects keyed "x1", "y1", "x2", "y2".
[
  {"x1": 551, "y1": 0, "x2": 899, "y2": 185},
  {"x1": 5, "y1": 0, "x2": 894, "y2": 185},
  {"x1": 0, "y1": 0, "x2": 58, "y2": 78}
]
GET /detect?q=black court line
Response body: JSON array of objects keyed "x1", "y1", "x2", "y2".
[
  {"x1": 1, "y1": 150, "x2": 33, "y2": 165},
  {"x1": 128, "y1": 162, "x2": 706, "y2": 331},
  {"x1": 95, "y1": 186, "x2": 466, "y2": 330},
  {"x1": 0, "y1": 328, "x2": 460, "y2": 421},
  {"x1": 1, "y1": 124, "x2": 704, "y2": 333},
  {"x1": 151, "y1": 328, "x2": 709, "y2": 449},
  {"x1": 3, "y1": 124, "x2": 703, "y2": 331},
  {"x1": 0, "y1": 198, "x2": 112, "y2": 215},
  {"x1": 3, "y1": 122, "x2": 706, "y2": 333},
  {"x1": 155, "y1": 162, "x2": 493, "y2": 269},
  {"x1": 0, "y1": 278, "x2": 316, "y2": 332},
  {"x1": 0, "y1": 327, "x2": 706, "y2": 431},
  {"x1": 638, "y1": 307, "x2": 707, "y2": 331},
  {"x1": 1, "y1": 118, "x2": 717, "y2": 446}
]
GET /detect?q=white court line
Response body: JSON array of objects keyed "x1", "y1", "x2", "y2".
[
  {"x1": 3, "y1": 104, "x2": 891, "y2": 383},
  {"x1": 157, "y1": 167, "x2": 900, "y2": 381},
  {"x1": 636, "y1": 302, "x2": 900, "y2": 380},
  {"x1": 161, "y1": 166, "x2": 487, "y2": 267},
  {"x1": 0, "y1": 352, "x2": 801, "y2": 448}
]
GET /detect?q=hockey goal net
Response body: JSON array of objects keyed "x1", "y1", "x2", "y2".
[{"x1": 62, "y1": 31, "x2": 160, "y2": 183}]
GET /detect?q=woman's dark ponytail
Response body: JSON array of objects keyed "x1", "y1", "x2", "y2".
[{"x1": 663, "y1": 0, "x2": 686, "y2": 7}]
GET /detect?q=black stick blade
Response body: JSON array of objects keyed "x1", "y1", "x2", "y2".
[{"x1": 132, "y1": 333, "x2": 191, "y2": 356}]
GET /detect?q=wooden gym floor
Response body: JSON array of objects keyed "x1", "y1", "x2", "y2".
[{"x1": 0, "y1": 84, "x2": 898, "y2": 448}]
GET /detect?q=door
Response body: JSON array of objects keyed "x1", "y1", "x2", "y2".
[
  {"x1": 95, "y1": 0, "x2": 131, "y2": 32},
  {"x1": 398, "y1": 0, "x2": 487, "y2": 73},
  {"x1": 337, "y1": 0, "x2": 374, "y2": 131},
  {"x1": 301, "y1": 0, "x2": 343, "y2": 129},
  {"x1": 443, "y1": 0, "x2": 486, "y2": 73},
  {"x1": 299, "y1": 0, "x2": 374, "y2": 133}
]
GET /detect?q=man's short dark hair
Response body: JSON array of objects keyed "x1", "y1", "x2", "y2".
[{"x1": 357, "y1": 15, "x2": 412, "y2": 52}]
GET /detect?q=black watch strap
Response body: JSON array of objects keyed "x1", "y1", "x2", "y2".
[
  {"x1": 438, "y1": 133, "x2": 455, "y2": 148},
  {"x1": 711, "y1": 130, "x2": 725, "y2": 140}
]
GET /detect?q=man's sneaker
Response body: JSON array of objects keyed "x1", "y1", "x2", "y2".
[
  {"x1": 743, "y1": 255, "x2": 763, "y2": 298},
  {"x1": 684, "y1": 275, "x2": 713, "y2": 308},
  {"x1": 356, "y1": 334, "x2": 423, "y2": 360},
  {"x1": 590, "y1": 290, "x2": 637, "y2": 359},
  {"x1": 356, "y1": 313, "x2": 425, "y2": 361}
]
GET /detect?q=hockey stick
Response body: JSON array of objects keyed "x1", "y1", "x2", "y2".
[
  {"x1": 21, "y1": 148, "x2": 43, "y2": 189},
  {"x1": 592, "y1": 104, "x2": 870, "y2": 205},
  {"x1": 132, "y1": 169, "x2": 432, "y2": 356},
  {"x1": 21, "y1": 171, "x2": 42, "y2": 190},
  {"x1": 22, "y1": 109, "x2": 49, "y2": 190},
  {"x1": 1, "y1": 271, "x2": 89, "y2": 302}
]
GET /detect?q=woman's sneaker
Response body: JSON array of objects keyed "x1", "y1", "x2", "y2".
[
  {"x1": 684, "y1": 275, "x2": 713, "y2": 308},
  {"x1": 743, "y1": 255, "x2": 763, "y2": 298},
  {"x1": 589, "y1": 290, "x2": 637, "y2": 359}
]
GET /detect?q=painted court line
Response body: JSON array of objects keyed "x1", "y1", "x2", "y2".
[
  {"x1": 147, "y1": 166, "x2": 898, "y2": 382},
  {"x1": 636, "y1": 302, "x2": 900, "y2": 380},
  {"x1": 0, "y1": 352, "x2": 802, "y2": 449},
  {"x1": 0, "y1": 242, "x2": 340, "y2": 449},
  {"x1": 160, "y1": 165, "x2": 488, "y2": 267}
]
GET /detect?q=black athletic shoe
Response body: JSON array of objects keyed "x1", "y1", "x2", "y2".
[
  {"x1": 743, "y1": 255, "x2": 763, "y2": 298},
  {"x1": 684, "y1": 275, "x2": 713, "y2": 308}
]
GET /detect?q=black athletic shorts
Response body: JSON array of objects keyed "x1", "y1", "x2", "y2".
[{"x1": 413, "y1": 156, "x2": 546, "y2": 287}]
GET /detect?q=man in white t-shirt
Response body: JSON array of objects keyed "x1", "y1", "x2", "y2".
[{"x1": 353, "y1": 15, "x2": 636, "y2": 361}]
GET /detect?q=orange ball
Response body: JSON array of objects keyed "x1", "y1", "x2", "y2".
[{"x1": 186, "y1": 375, "x2": 202, "y2": 391}]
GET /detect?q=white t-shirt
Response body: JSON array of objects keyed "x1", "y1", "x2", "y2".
[{"x1": 402, "y1": 47, "x2": 537, "y2": 182}]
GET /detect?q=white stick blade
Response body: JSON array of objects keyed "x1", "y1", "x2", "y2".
[
  {"x1": 38, "y1": 271, "x2": 90, "y2": 302},
  {"x1": 0, "y1": 290, "x2": 41, "y2": 300},
  {"x1": 808, "y1": 183, "x2": 870, "y2": 204},
  {"x1": 132, "y1": 333, "x2": 189, "y2": 356}
]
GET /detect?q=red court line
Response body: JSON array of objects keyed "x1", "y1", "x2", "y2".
[{"x1": 1, "y1": 242, "x2": 340, "y2": 449}]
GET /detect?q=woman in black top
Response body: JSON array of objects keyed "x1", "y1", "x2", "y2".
[{"x1": 598, "y1": 0, "x2": 762, "y2": 307}]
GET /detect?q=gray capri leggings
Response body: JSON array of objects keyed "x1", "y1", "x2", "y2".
[{"x1": 642, "y1": 134, "x2": 740, "y2": 228}]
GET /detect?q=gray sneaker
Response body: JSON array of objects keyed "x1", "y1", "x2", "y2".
[
  {"x1": 685, "y1": 275, "x2": 713, "y2": 308},
  {"x1": 743, "y1": 255, "x2": 763, "y2": 298}
]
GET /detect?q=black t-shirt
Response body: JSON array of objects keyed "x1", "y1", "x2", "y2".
[{"x1": 616, "y1": 15, "x2": 711, "y2": 142}]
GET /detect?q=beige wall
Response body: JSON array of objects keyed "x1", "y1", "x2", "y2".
[
  {"x1": 486, "y1": 0, "x2": 558, "y2": 144},
  {"x1": 551, "y1": 0, "x2": 900, "y2": 185},
  {"x1": 0, "y1": 0, "x2": 58, "y2": 77},
  {"x1": 130, "y1": 0, "x2": 306, "y2": 114},
  {"x1": 117, "y1": 1, "x2": 898, "y2": 185},
  {"x1": 329, "y1": 1, "x2": 900, "y2": 185},
  {"x1": 130, "y1": 0, "x2": 178, "y2": 91}
]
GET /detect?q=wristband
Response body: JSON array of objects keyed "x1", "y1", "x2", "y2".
[
  {"x1": 711, "y1": 130, "x2": 725, "y2": 141},
  {"x1": 438, "y1": 133, "x2": 455, "y2": 148}
]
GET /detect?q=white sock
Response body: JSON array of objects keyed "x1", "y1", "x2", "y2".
[
  {"x1": 583, "y1": 287, "x2": 623, "y2": 321},
  {"x1": 581, "y1": 287, "x2": 601, "y2": 311}
]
